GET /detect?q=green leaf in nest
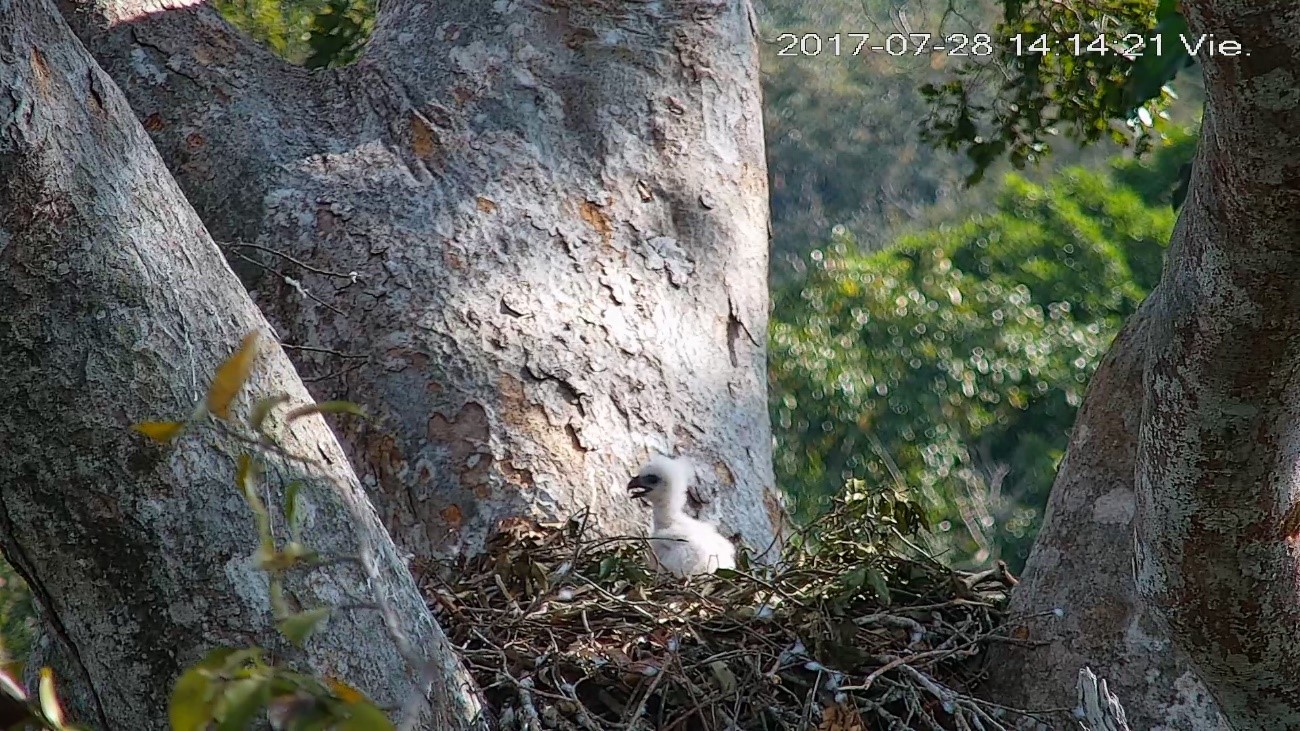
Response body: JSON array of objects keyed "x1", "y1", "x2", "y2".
[{"x1": 866, "y1": 567, "x2": 892, "y2": 606}]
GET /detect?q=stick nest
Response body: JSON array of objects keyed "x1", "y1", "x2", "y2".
[{"x1": 417, "y1": 495, "x2": 1022, "y2": 731}]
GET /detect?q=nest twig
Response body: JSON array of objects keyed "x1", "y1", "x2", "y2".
[{"x1": 415, "y1": 502, "x2": 1033, "y2": 731}]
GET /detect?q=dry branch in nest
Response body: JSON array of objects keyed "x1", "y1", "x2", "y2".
[{"x1": 415, "y1": 496, "x2": 1029, "y2": 731}]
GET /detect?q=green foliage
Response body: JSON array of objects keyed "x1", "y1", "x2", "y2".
[
  {"x1": 1110, "y1": 123, "x2": 1198, "y2": 213},
  {"x1": 921, "y1": 0, "x2": 1196, "y2": 182},
  {"x1": 770, "y1": 145, "x2": 1187, "y2": 569},
  {"x1": 169, "y1": 648, "x2": 391, "y2": 731},
  {"x1": 303, "y1": 0, "x2": 374, "y2": 69},
  {"x1": 135, "y1": 333, "x2": 384, "y2": 730},
  {"x1": 758, "y1": 0, "x2": 1003, "y2": 279},
  {"x1": 755, "y1": 0, "x2": 1201, "y2": 283},
  {"x1": 0, "y1": 562, "x2": 34, "y2": 662},
  {"x1": 213, "y1": 0, "x2": 372, "y2": 68}
]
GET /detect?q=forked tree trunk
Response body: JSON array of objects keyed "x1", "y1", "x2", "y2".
[
  {"x1": 0, "y1": 1, "x2": 486, "y2": 727},
  {"x1": 60, "y1": 0, "x2": 787, "y2": 561},
  {"x1": 986, "y1": 3, "x2": 1300, "y2": 729}
]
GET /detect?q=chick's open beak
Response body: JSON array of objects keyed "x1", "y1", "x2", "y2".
[{"x1": 627, "y1": 476, "x2": 650, "y2": 499}]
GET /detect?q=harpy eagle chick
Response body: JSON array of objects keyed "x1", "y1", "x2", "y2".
[{"x1": 627, "y1": 454, "x2": 736, "y2": 577}]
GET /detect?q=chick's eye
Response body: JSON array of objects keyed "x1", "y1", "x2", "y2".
[{"x1": 643, "y1": 475, "x2": 661, "y2": 485}]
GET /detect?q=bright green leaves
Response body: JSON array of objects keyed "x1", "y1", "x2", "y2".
[
  {"x1": 922, "y1": 0, "x2": 1193, "y2": 182},
  {"x1": 131, "y1": 331, "x2": 262, "y2": 442},
  {"x1": 169, "y1": 647, "x2": 392, "y2": 731},
  {"x1": 131, "y1": 421, "x2": 187, "y2": 444},
  {"x1": 276, "y1": 608, "x2": 332, "y2": 648},
  {"x1": 771, "y1": 159, "x2": 1178, "y2": 569},
  {"x1": 121, "y1": 328, "x2": 389, "y2": 729},
  {"x1": 208, "y1": 333, "x2": 261, "y2": 421},
  {"x1": 1125, "y1": 0, "x2": 1194, "y2": 109}
]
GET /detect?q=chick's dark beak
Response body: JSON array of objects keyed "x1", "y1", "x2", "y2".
[{"x1": 627, "y1": 476, "x2": 650, "y2": 499}]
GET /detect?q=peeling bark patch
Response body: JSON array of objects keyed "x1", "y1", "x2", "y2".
[
  {"x1": 476, "y1": 196, "x2": 497, "y2": 214},
  {"x1": 726, "y1": 312, "x2": 742, "y2": 367},
  {"x1": 142, "y1": 112, "x2": 165, "y2": 131},
  {"x1": 441, "y1": 504, "x2": 464, "y2": 530},
  {"x1": 713, "y1": 460, "x2": 735, "y2": 486},
  {"x1": 29, "y1": 48, "x2": 50, "y2": 95},
  {"x1": 185, "y1": 132, "x2": 205, "y2": 150},
  {"x1": 499, "y1": 374, "x2": 585, "y2": 466},
  {"x1": 410, "y1": 115, "x2": 440, "y2": 159},
  {"x1": 564, "y1": 423, "x2": 587, "y2": 453},
  {"x1": 362, "y1": 433, "x2": 407, "y2": 486},
  {"x1": 87, "y1": 69, "x2": 106, "y2": 114},
  {"x1": 501, "y1": 461, "x2": 535, "y2": 489},
  {"x1": 762, "y1": 488, "x2": 787, "y2": 542},
  {"x1": 427, "y1": 402, "x2": 493, "y2": 492},
  {"x1": 579, "y1": 200, "x2": 612, "y2": 243}
]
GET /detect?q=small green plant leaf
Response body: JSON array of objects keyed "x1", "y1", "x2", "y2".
[
  {"x1": 277, "y1": 608, "x2": 331, "y2": 648},
  {"x1": 325, "y1": 677, "x2": 365, "y2": 704},
  {"x1": 207, "y1": 332, "x2": 261, "y2": 420},
  {"x1": 195, "y1": 647, "x2": 264, "y2": 674},
  {"x1": 285, "y1": 481, "x2": 304, "y2": 540},
  {"x1": 38, "y1": 667, "x2": 66, "y2": 729},
  {"x1": 336, "y1": 696, "x2": 395, "y2": 731},
  {"x1": 214, "y1": 677, "x2": 269, "y2": 731},
  {"x1": 284, "y1": 400, "x2": 368, "y2": 423},
  {"x1": 131, "y1": 421, "x2": 187, "y2": 444},
  {"x1": 170, "y1": 666, "x2": 218, "y2": 731}
]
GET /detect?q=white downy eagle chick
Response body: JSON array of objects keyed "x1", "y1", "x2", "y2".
[{"x1": 627, "y1": 454, "x2": 736, "y2": 577}]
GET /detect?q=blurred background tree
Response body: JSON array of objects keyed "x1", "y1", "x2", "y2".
[
  {"x1": 210, "y1": 0, "x2": 372, "y2": 68},
  {"x1": 771, "y1": 132, "x2": 1194, "y2": 569}
]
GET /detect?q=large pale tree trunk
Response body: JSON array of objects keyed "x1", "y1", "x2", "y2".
[
  {"x1": 986, "y1": 3, "x2": 1300, "y2": 729},
  {"x1": 0, "y1": 0, "x2": 486, "y2": 727},
  {"x1": 60, "y1": 0, "x2": 787, "y2": 561}
]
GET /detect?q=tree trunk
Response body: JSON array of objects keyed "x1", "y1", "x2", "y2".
[
  {"x1": 1133, "y1": 3, "x2": 1300, "y2": 727},
  {"x1": 60, "y1": 0, "x2": 787, "y2": 561},
  {"x1": 981, "y1": 306, "x2": 1229, "y2": 730},
  {"x1": 986, "y1": 3, "x2": 1300, "y2": 729},
  {"x1": 0, "y1": 1, "x2": 486, "y2": 727}
]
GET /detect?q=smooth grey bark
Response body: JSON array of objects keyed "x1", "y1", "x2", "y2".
[
  {"x1": 986, "y1": 3, "x2": 1300, "y2": 729},
  {"x1": 0, "y1": 1, "x2": 486, "y2": 727},
  {"x1": 1133, "y1": 2, "x2": 1300, "y2": 727},
  {"x1": 59, "y1": 0, "x2": 788, "y2": 561}
]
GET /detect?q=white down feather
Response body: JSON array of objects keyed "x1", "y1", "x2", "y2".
[{"x1": 627, "y1": 454, "x2": 736, "y2": 577}]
